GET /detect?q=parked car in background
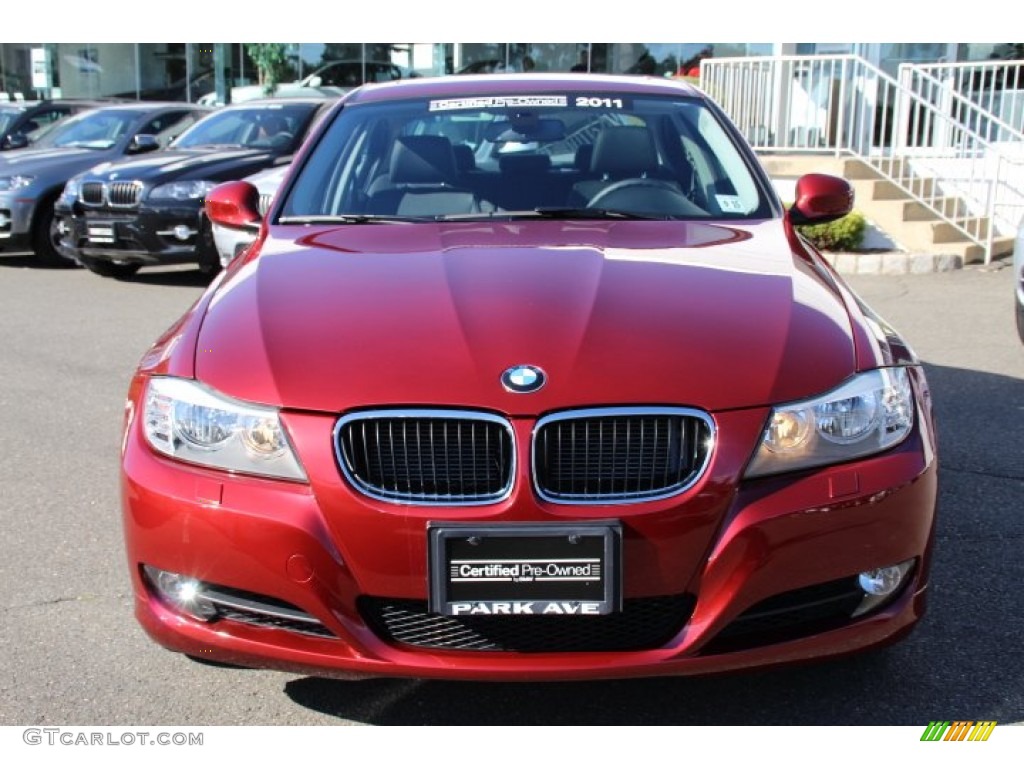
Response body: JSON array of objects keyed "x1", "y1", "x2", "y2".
[
  {"x1": 210, "y1": 163, "x2": 287, "y2": 267},
  {"x1": 197, "y1": 60, "x2": 412, "y2": 106},
  {"x1": 456, "y1": 59, "x2": 519, "y2": 75},
  {"x1": 0, "y1": 103, "x2": 206, "y2": 266},
  {"x1": 124, "y1": 74, "x2": 938, "y2": 681},
  {"x1": 0, "y1": 99, "x2": 108, "y2": 152},
  {"x1": 299, "y1": 59, "x2": 412, "y2": 88},
  {"x1": 57, "y1": 98, "x2": 332, "y2": 278},
  {"x1": 113, "y1": 69, "x2": 215, "y2": 103},
  {"x1": 1015, "y1": 217, "x2": 1024, "y2": 342}
]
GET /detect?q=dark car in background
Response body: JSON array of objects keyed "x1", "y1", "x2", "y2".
[
  {"x1": 57, "y1": 98, "x2": 332, "y2": 278},
  {"x1": 0, "y1": 103, "x2": 206, "y2": 266},
  {"x1": 0, "y1": 99, "x2": 109, "y2": 151}
]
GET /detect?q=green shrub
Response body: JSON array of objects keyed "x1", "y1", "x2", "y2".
[{"x1": 796, "y1": 211, "x2": 867, "y2": 252}]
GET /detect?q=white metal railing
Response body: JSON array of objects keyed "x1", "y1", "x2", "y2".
[
  {"x1": 700, "y1": 54, "x2": 1024, "y2": 263},
  {"x1": 901, "y1": 60, "x2": 1024, "y2": 144}
]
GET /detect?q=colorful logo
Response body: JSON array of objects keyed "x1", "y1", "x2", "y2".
[{"x1": 920, "y1": 721, "x2": 997, "y2": 742}]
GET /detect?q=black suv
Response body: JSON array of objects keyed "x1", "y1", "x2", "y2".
[
  {"x1": 57, "y1": 98, "x2": 332, "y2": 278},
  {"x1": 0, "y1": 99, "x2": 109, "y2": 151}
]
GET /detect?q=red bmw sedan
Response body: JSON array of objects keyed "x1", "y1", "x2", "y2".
[{"x1": 123, "y1": 74, "x2": 937, "y2": 681}]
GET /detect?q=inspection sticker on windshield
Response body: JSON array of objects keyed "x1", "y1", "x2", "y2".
[
  {"x1": 430, "y1": 95, "x2": 568, "y2": 111},
  {"x1": 715, "y1": 195, "x2": 747, "y2": 213}
]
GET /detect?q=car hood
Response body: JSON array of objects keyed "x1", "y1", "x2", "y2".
[
  {"x1": 0, "y1": 146, "x2": 117, "y2": 175},
  {"x1": 83, "y1": 147, "x2": 286, "y2": 184},
  {"x1": 194, "y1": 219, "x2": 857, "y2": 413}
]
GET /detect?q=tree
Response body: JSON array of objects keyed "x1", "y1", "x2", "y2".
[{"x1": 245, "y1": 44, "x2": 289, "y2": 96}]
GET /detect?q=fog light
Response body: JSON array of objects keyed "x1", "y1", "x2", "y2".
[
  {"x1": 172, "y1": 224, "x2": 193, "y2": 241},
  {"x1": 859, "y1": 567, "x2": 902, "y2": 596},
  {"x1": 853, "y1": 559, "x2": 915, "y2": 617},
  {"x1": 143, "y1": 565, "x2": 217, "y2": 621}
]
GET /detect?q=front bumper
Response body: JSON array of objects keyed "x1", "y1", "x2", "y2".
[
  {"x1": 0, "y1": 191, "x2": 35, "y2": 252},
  {"x1": 57, "y1": 202, "x2": 204, "y2": 266},
  {"x1": 123, "y1": 376, "x2": 938, "y2": 681}
]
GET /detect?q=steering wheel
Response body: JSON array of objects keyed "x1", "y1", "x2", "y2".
[
  {"x1": 586, "y1": 178, "x2": 706, "y2": 216},
  {"x1": 269, "y1": 132, "x2": 295, "y2": 150}
]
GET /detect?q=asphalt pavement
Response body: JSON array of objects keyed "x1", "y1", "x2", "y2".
[{"x1": 0, "y1": 254, "x2": 1021, "y2": 726}]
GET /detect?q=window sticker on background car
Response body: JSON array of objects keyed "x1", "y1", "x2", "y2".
[
  {"x1": 715, "y1": 194, "x2": 747, "y2": 213},
  {"x1": 429, "y1": 96, "x2": 568, "y2": 111}
]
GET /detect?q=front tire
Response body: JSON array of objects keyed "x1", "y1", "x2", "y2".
[
  {"x1": 79, "y1": 255, "x2": 141, "y2": 280},
  {"x1": 32, "y1": 203, "x2": 77, "y2": 268}
]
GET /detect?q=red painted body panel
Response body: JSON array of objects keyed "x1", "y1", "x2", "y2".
[
  {"x1": 195, "y1": 220, "x2": 855, "y2": 413},
  {"x1": 122, "y1": 74, "x2": 939, "y2": 680},
  {"x1": 122, "y1": 390, "x2": 936, "y2": 679}
]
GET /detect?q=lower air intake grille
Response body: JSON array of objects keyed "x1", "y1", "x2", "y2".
[
  {"x1": 335, "y1": 410, "x2": 515, "y2": 504},
  {"x1": 360, "y1": 595, "x2": 695, "y2": 652},
  {"x1": 200, "y1": 584, "x2": 335, "y2": 638},
  {"x1": 701, "y1": 577, "x2": 864, "y2": 654},
  {"x1": 534, "y1": 408, "x2": 714, "y2": 503}
]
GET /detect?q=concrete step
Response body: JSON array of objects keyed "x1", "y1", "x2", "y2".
[
  {"x1": 856, "y1": 176, "x2": 940, "y2": 200},
  {"x1": 901, "y1": 197, "x2": 970, "y2": 221},
  {"x1": 961, "y1": 237, "x2": 1015, "y2": 264},
  {"x1": 758, "y1": 151, "x2": 1015, "y2": 265},
  {"x1": 758, "y1": 154, "x2": 847, "y2": 177},
  {"x1": 932, "y1": 218, "x2": 992, "y2": 243}
]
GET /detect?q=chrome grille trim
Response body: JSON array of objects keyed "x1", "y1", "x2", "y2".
[
  {"x1": 257, "y1": 193, "x2": 273, "y2": 215},
  {"x1": 108, "y1": 180, "x2": 144, "y2": 207},
  {"x1": 334, "y1": 409, "x2": 515, "y2": 506},
  {"x1": 532, "y1": 407, "x2": 715, "y2": 505},
  {"x1": 81, "y1": 181, "x2": 105, "y2": 206}
]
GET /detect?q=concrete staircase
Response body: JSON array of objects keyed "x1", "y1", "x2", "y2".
[{"x1": 759, "y1": 154, "x2": 1015, "y2": 263}]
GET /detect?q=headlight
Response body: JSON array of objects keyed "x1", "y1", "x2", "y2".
[
  {"x1": 142, "y1": 377, "x2": 307, "y2": 481},
  {"x1": 745, "y1": 367, "x2": 914, "y2": 477},
  {"x1": 61, "y1": 176, "x2": 82, "y2": 200},
  {"x1": 148, "y1": 180, "x2": 219, "y2": 201},
  {"x1": 0, "y1": 174, "x2": 36, "y2": 191}
]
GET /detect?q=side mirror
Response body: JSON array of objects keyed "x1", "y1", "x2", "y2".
[
  {"x1": 3, "y1": 132, "x2": 29, "y2": 150},
  {"x1": 127, "y1": 134, "x2": 161, "y2": 154},
  {"x1": 205, "y1": 181, "x2": 262, "y2": 230},
  {"x1": 307, "y1": 75, "x2": 323, "y2": 88},
  {"x1": 788, "y1": 173, "x2": 854, "y2": 225}
]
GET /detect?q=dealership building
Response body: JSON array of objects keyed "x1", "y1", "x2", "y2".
[
  {"x1": 2, "y1": 41, "x2": 1020, "y2": 266},
  {"x1": 0, "y1": 43, "x2": 1013, "y2": 103}
]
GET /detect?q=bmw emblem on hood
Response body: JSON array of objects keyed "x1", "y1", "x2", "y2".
[{"x1": 501, "y1": 365, "x2": 546, "y2": 394}]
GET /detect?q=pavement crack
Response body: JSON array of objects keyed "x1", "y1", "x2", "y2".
[
  {"x1": 943, "y1": 465, "x2": 1024, "y2": 483},
  {"x1": 3, "y1": 593, "x2": 131, "y2": 611}
]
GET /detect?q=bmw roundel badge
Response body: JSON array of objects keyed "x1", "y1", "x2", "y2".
[{"x1": 501, "y1": 365, "x2": 546, "y2": 394}]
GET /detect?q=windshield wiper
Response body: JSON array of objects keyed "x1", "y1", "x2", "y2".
[
  {"x1": 438, "y1": 208, "x2": 670, "y2": 222},
  {"x1": 532, "y1": 207, "x2": 670, "y2": 220},
  {"x1": 179, "y1": 143, "x2": 246, "y2": 150},
  {"x1": 277, "y1": 214, "x2": 429, "y2": 225}
]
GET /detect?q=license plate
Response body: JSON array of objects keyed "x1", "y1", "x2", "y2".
[
  {"x1": 87, "y1": 223, "x2": 115, "y2": 244},
  {"x1": 428, "y1": 522, "x2": 621, "y2": 616}
]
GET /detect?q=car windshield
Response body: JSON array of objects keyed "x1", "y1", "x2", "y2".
[
  {"x1": 303, "y1": 61, "x2": 402, "y2": 88},
  {"x1": 280, "y1": 92, "x2": 772, "y2": 222},
  {"x1": 33, "y1": 109, "x2": 137, "y2": 150},
  {"x1": 171, "y1": 103, "x2": 318, "y2": 151},
  {"x1": 0, "y1": 108, "x2": 24, "y2": 135}
]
